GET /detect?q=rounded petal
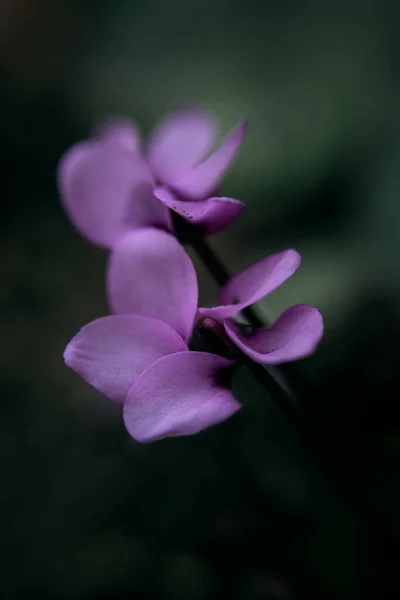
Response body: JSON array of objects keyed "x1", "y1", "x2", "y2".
[
  {"x1": 64, "y1": 315, "x2": 187, "y2": 403},
  {"x1": 170, "y1": 120, "x2": 247, "y2": 200},
  {"x1": 93, "y1": 117, "x2": 141, "y2": 152},
  {"x1": 225, "y1": 305, "x2": 324, "y2": 364},
  {"x1": 200, "y1": 249, "x2": 301, "y2": 321},
  {"x1": 107, "y1": 228, "x2": 198, "y2": 340},
  {"x1": 123, "y1": 351, "x2": 240, "y2": 442},
  {"x1": 147, "y1": 108, "x2": 216, "y2": 182},
  {"x1": 58, "y1": 141, "x2": 169, "y2": 247},
  {"x1": 154, "y1": 186, "x2": 245, "y2": 235}
]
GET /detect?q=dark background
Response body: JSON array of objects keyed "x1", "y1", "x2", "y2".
[{"x1": 1, "y1": 1, "x2": 399, "y2": 598}]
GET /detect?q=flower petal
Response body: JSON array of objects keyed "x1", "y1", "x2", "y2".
[
  {"x1": 64, "y1": 315, "x2": 187, "y2": 403},
  {"x1": 123, "y1": 351, "x2": 240, "y2": 442},
  {"x1": 58, "y1": 141, "x2": 169, "y2": 247},
  {"x1": 107, "y1": 228, "x2": 198, "y2": 340},
  {"x1": 225, "y1": 305, "x2": 324, "y2": 364},
  {"x1": 170, "y1": 120, "x2": 247, "y2": 200},
  {"x1": 199, "y1": 249, "x2": 301, "y2": 321},
  {"x1": 147, "y1": 108, "x2": 216, "y2": 182},
  {"x1": 154, "y1": 186, "x2": 245, "y2": 235},
  {"x1": 94, "y1": 117, "x2": 141, "y2": 152}
]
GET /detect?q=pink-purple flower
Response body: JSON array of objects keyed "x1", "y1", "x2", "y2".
[
  {"x1": 64, "y1": 228, "x2": 323, "y2": 442},
  {"x1": 57, "y1": 108, "x2": 247, "y2": 247}
]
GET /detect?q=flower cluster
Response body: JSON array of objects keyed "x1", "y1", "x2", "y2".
[
  {"x1": 58, "y1": 108, "x2": 323, "y2": 442},
  {"x1": 58, "y1": 108, "x2": 246, "y2": 244}
]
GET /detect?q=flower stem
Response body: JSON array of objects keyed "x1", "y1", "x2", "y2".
[{"x1": 187, "y1": 232, "x2": 364, "y2": 512}]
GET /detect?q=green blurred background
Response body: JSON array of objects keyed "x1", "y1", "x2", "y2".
[{"x1": 1, "y1": 1, "x2": 399, "y2": 598}]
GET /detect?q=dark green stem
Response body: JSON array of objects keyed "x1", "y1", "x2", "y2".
[{"x1": 185, "y1": 229, "x2": 365, "y2": 512}]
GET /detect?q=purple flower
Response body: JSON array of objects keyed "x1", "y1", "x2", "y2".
[
  {"x1": 198, "y1": 250, "x2": 324, "y2": 365},
  {"x1": 57, "y1": 109, "x2": 247, "y2": 248},
  {"x1": 64, "y1": 229, "x2": 323, "y2": 442}
]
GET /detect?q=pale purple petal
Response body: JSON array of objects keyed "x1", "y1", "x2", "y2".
[
  {"x1": 107, "y1": 228, "x2": 198, "y2": 340},
  {"x1": 58, "y1": 141, "x2": 169, "y2": 247},
  {"x1": 123, "y1": 351, "x2": 240, "y2": 442},
  {"x1": 224, "y1": 305, "x2": 324, "y2": 364},
  {"x1": 154, "y1": 186, "x2": 245, "y2": 235},
  {"x1": 147, "y1": 108, "x2": 216, "y2": 182},
  {"x1": 93, "y1": 117, "x2": 141, "y2": 152},
  {"x1": 199, "y1": 249, "x2": 301, "y2": 321},
  {"x1": 64, "y1": 315, "x2": 187, "y2": 403},
  {"x1": 170, "y1": 120, "x2": 247, "y2": 200}
]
